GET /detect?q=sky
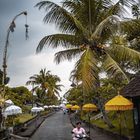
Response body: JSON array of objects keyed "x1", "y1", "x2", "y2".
[{"x1": 0, "y1": 0, "x2": 76, "y2": 97}]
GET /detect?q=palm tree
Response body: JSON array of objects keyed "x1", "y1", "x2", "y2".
[
  {"x1": 35, "y1": 0, "x2": 140, "y2": 127},
  {"x1": 26, "y1": 68, "x2": 62, "y2": 104},
  {"x1": 36, "y1": 0, "x2": 140, "y2": 92},
  {"x1": 45, "y1": 73, "x2": 63, "y2": 97}
]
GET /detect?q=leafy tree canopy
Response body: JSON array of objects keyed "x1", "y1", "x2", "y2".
[{"x1": 36, "y1": 0, "x2": 140, "y2": 94}]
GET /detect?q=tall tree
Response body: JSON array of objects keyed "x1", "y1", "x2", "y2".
[
  {"x1": 35, "y1": 0, "x2": 140, "y2": 94},
  {"x1": 36, "y1": 0, "x2": 140, "y2": 127},
  {"x1": 26, "y1": 68, "x2": 62, "y2": 104}
]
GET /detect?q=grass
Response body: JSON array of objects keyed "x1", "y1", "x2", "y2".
[
  {"x1": 6, "y1": 108, "x2": 50, "y2": 127},
  {"x1": 16, "y1": 110, "x2": 50, "y2": 124},
  {"x1": 82, "y1": 110, "x2": 134, "y2": 137},
  {"x1": 15, "y1": 113, "x2": 35, "y2": 124}
]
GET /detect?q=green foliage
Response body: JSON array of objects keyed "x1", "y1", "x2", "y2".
[
  {"x1": 91, "y1": 111, "x2": 134, "y2": 137},
  {"x1": 65, "y1": 85, "x2": 95, "y2": 105},
  {"x1": 16, "y1": 114, "x2": 35, "y2": 124},
  {"x1": 26, "y1": 68, "x2": 62, "y2": 105},
  {"x1": 36, "y1": 0, "x2": 140, "y2": 94},
  {"x1": 65, "y1": 86, "x2": 83, "y2": 105},
  {"x1": 5, "y1": 114, "x2": 35, "y2": 127},
  {"x1": 5, "y1": 86, "x2": 32, "y2": 111},
  {"x1": 96, "y1": 77, "x2": 128, "y2": 101}
]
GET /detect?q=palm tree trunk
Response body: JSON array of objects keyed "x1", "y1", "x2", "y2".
[
  {"x1": 101, "y1": 108, "x2": 114, "y2": 128},
  {"x1": 97, "y1": 96, "x2": 114, "y2": 128}
]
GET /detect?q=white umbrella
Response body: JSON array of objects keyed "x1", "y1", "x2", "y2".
[
  {"x1": 4, "y1": 105, "x2": 22, "y2": 116},
  {"x1": 44, "y1": 105, "x2": 49, "y2": 109},
  {"x1": 31, "y1": 107, "x2": 40, "y2": 113},
  {"x1": 52, "y1": 105, "x2": 54, "y2": 108},
  {"x1": 5, "y1": 99, "x2": 14, "y2": 105},
  {"x1": 31, "y1": 107, "x2": 44, "y2": 113},
  {"x1": 38, "y1": 107, "x2": 44, "y2": 111}
]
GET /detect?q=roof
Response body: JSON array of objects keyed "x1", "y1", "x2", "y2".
[{"x1": 121, "y1": 73, "x2": 140, "y2": 97}]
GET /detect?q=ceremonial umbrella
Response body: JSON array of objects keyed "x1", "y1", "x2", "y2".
[
  {"x1": 66, "y1": 104, "x2": 72, "y2": 109},
  {"x1": 4, "y1": 105, "x2": 22, "y2": 116},
  {"x1": 82, "y1": 103, "x2": 97, "y2": 111},
  {"x1": 71, "y1": 105, "x2": 80, "y2": 111},
  {"x1": 44, "y1": 105, "x2": 49, "y2": 109},
  {"x1": 31, "y1": 107, "x2": 44, "y2": 113},
  {"x1": 5, "y1": 99, "x2": 14, "y2": 106},
  {"x1": 105, "y1": 94, "x2": 133, "y2": 138},
  {"x1": 3, "y1": 105, "x2": 22, "y2": 126},
  {"x1": 82, "y1": 103, "x2": 97, "y2": 136}
]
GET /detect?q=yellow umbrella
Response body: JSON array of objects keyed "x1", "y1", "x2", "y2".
[
  {"x1": 105, "y1": 95, "x2": 133, "y2": 111},
  {"x1": 82, "y1": 103, "x2": 97, "y2": 111},
  {"x1": 105, "y1": 94, "x2": 133, "y2": 138},
  {"x1": 66, "y1": 104, "x2": 72, "y2": 109},
  {"x1": 82, "y1": 103, "x2": 97, "y2": 136},
  {"x1": 71, "y1": 105, "x2": 80, "y2": 111}
]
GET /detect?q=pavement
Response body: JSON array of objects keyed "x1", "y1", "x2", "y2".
[
  {"x1": 30, "y1": 111, "x2": 73, "y2": 140},
  {"x1": 30, "y1": 111, "x2": 124, "y2": 140}
]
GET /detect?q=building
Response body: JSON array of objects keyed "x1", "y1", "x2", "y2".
[{"x1": 121, "y1": 73, "x2": 140, "y2": 140}]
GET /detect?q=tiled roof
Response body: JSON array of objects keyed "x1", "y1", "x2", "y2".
[{"x1": 121, "y1": 73, "x2": 140, "y2": 97}]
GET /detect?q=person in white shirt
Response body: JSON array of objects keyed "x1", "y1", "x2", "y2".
[{"x1": 72, "y1": 122, "x2": 86, "y2": 140}]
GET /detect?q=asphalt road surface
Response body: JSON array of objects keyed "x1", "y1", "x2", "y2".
[
  {"x1": 30, "y1": 111, "x2": 122, "y2": 140},
  {"x1": 30, "y1": 111, "x2": 73, "y2": 140}
]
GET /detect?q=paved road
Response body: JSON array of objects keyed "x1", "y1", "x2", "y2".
[
  {"x1": 30, "y1": 111, "x2": 73, "y2": 140},
  {"x1": 30, "y1": 111, "x2": 121, "y2": 140}
]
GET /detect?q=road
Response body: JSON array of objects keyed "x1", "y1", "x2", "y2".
[
  {"x1": 30, "y1": 111, "x2": 121, "y2": 140},
  {"x1": 30, "y1": 111, "x2": 73, "y2": 140}
]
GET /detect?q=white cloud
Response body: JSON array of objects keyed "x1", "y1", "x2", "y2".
[
  {"x1": 0, "y1": 0, "x2": 77, "y2": 97},
  {"x1": 8, "y1": 50, "x2": 76, "y2": 96}
]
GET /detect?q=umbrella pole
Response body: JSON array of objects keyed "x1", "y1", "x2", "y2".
[
  {"x1": 88, "y1": 113, "x2": 90, "y2": 137},
  {"x1": 119, "y1": 111, "x2": 121, "y2": 140}
]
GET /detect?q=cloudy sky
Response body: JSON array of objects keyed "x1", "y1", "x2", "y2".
[{"x1": 0, "y1": 0, "x2": 76, "y2": 96}]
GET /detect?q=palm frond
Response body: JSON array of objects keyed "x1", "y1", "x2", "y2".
[
  {"x1": 36, "y1": 34, "x2": 82, "y2": 53},
  {"x1": 36, "y1": 0, "x2": 88, "y2": 34},
  {"x1": 105, "y1": 1, "x2": 125, "y2": 17},
  {"x1": 92, "y1": 15, "x2": 120, "y2": 39},
  {"x1": 121, "y1": 19, "x2": 140, "y2": 41},
  {"x1": 62, "y1": 0, "x2": 81, "y2": 13},
  {"x1": 71, "y1": 47, "x2": 99, "y2": 92},
  {"x1": 117, "y1": 0, "x2": 136, "y2": 7},
  {"x1": 109, "y1": 36, "x2": 140, "y2": 68},
  {"x1": 103, "y1": 53, "x2": 129, "y2": 82},
  {"x1": 54, "y1": 48, "x2": 83, "y2": 64}
]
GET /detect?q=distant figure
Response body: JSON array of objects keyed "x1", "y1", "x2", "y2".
[{"x1": 63, "y1": 108, "x2": 67, "y2": 114}]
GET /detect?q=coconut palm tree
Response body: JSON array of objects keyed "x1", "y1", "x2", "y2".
[
  {"x1": 26, "y1": 69, "x2": 49, "y2": 94},
  {"x1": 35, "y1": 0, "x2": 140, "y2": 93},
  {"x1": 26, "y1": 69, "x2": 62, "y2": 104},
  {"x1": 35, "y1": 0, "x2": 140, "y2": 127},
  {"x1": 45, "y1": 74, "x2": 63, "y2": 97}
]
